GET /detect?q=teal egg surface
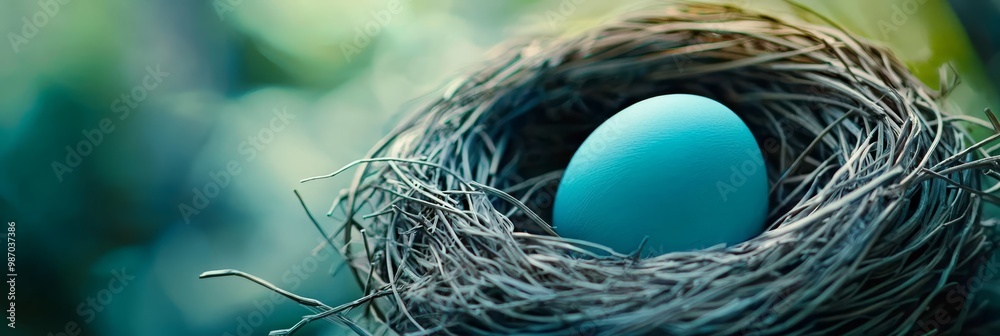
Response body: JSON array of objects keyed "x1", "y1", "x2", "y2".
[{"x1": 552, "y1": 94, "x2": 768, "y2": 255}]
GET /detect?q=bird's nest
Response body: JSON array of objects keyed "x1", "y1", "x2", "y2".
[{"x1": 205, "y1": 3, "x2": 1000, "y2": 335}]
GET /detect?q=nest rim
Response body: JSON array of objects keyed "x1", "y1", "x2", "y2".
[{"x1": 305, "y1": 3, "x2": 999, "y2": 335}]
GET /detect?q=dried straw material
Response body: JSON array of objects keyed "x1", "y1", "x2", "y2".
[{"x1": 300, "y1": 3, "x2": 1000, "y2": 335}]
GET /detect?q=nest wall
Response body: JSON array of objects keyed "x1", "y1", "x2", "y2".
[{"x1": 312, "y1": 4, "x2": 1000, "y2": 335}]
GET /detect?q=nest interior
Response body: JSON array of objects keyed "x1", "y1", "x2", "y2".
[{"x1": 309, "y1": 4, "x2": 1000, "y2": 335}]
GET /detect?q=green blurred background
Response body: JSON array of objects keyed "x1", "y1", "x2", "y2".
[{"x1": 0, "y1": 0, "x2": 997, "y2": 335}]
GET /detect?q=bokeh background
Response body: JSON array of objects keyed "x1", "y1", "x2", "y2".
[{"x1": 1, "y1": 0, "x2": 998, "y2": 335}]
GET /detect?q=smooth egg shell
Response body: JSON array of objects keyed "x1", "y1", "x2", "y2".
[{"x1": 553, "y1": 94, "x2": 768, "y2": 255}]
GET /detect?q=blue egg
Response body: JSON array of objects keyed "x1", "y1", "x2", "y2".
[{"x1": 553, "y1": 94, "x2": 768, "y2": 255}]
